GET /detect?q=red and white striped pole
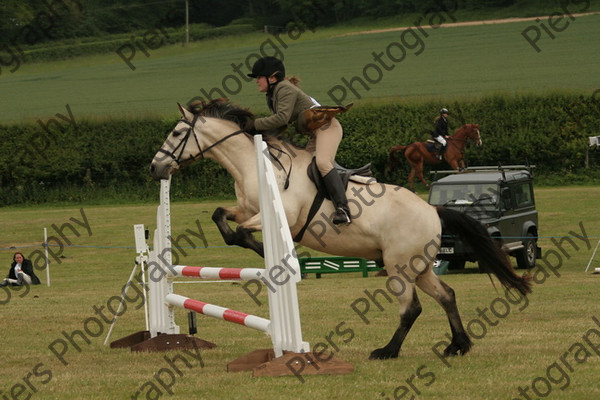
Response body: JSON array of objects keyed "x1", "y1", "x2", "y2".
[
  {"x1": 171, "y1": 265, "x2": 263, "y2": 281},
  {"x1": 166, "y1": 293, "x2": 270, "y2": 333}
]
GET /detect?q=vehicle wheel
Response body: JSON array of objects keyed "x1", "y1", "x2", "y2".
[
  {"x1": 447, "y1": 260, "x2": 465, "y2": 270},
  {"x1": 516, "y1": 233, "x2": 537, "y2": 269}
]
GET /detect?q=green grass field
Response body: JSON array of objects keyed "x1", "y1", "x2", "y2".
[
  {"x1": 1, "y1": 186, "x2": 599, "y2": 399},
  {"x1": 2, "y1": 7, "x2": 600, "y2": 400},
  {"x1": 2, "y1": 12, "x2": 599, "y2": 124}
]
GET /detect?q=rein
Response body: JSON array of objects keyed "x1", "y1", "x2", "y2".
[
  {"x1": 264, "y1": 141, "x2": 292, "y2": 190},
  {"x1": 157, "y1": 114, "x2": 245, "y2": 165},
  {"x1": 447, "y1": 130, "x2": 476, "y2": 152},
  {"x1": 159, "y1": 114, "x2": 292, "y2": 190}
]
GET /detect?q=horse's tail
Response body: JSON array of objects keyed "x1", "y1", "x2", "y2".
[
  {"x1": 386, "y1": 145, "x2": 409, "y2": 173},
  {"x1": 436, "y1": 206, "x2": 532, "y2": 296}
]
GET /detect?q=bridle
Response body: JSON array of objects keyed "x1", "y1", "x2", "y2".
[
  {"x1": 157, "y1": 113, "x2": 292, "y2": 189},
  {"x1": 157, "y1": 114, "x2": 245, "y2": 165},
  {"x1": 447, "y1": 127, "x2": 480, "y2": 151}
]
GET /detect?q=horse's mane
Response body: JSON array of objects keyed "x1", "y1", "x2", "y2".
[
  {"x1": 188, "y1": 99, "x2": 254, "y2": 128},
  {"x1": 187, "y1": 98, "x2": 305, "y2": 152}
]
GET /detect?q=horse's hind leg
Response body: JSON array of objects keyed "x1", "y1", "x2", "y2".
[
  {"x1": 212, "y1": 207, "x2": 264, "y2": 257},
  {"x1": 369, "y1": 285, "x2": 422, "y2": 360},
  {"x1": 416, "y1": 270, "x2": 472, "y2": 356}
]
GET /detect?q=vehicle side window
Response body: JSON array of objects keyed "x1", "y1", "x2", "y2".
[
  {"x1": 514, "y1": 183, "x2": 533, "y2": 208},
  {"x1": 501, "y1": 188, "x2": 512, "y2": 211}
]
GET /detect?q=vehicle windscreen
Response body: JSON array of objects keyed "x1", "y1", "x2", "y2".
[{"x1": 429, "y1": 183, "x2": 500, "y2": 211}]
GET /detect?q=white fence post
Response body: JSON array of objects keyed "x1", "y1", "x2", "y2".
[
  {"x1": 254, "y1": 135, "x2": 308, "y2": 357},
  {"x1": 147, "y1": 177, "x2": 179, "y2": 337}
]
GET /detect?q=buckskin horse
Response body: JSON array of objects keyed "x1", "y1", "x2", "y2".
[
  {"x1": 388, "y1": 124, "x2": 481, "y2": 191},
  {"x1": 149, "y1": 101, "x2": 529, "y2": 360}
]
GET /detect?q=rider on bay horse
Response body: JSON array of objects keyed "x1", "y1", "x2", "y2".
[
  {"x1": 244, "y1": 56, "x2": 352, "y2": 225},
  {"x1": 431, "y1": 107, "x2": 450, "y2": 160}
]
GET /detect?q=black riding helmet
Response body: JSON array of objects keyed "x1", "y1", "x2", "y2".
[{"x1": 248, "y1": 56, "x2": 285, "y2": 80}]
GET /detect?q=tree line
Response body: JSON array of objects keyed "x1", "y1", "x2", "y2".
[{"x1": 1, "y1": 0, "x2": 517, "y2": 46}]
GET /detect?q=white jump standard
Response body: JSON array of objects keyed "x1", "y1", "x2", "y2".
[{"x1": 112, "y1": 136, "x2": 353, "y2": 377}]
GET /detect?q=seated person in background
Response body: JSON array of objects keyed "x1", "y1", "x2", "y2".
[{"x1": 0, "y1": 252, "x2": 41, "y2": 287}]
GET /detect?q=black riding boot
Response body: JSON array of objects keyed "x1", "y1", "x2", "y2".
[
  {"x1": 437, "y1": 145, "x2": 446, "y2": 160},
  {"x1": 323, "y1": 169, "x2": 351, "y2": 225}
]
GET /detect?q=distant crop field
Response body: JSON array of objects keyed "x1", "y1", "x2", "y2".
[{"x1": 1, "y1": 13, "x2": 599, "y2": 124}]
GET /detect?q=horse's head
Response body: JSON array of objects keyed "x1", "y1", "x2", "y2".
[
  {"x1": 149, "y1": 104, "x2": 203, "y2": 180},
  {"x1": 149, "y1": 100, "x2": 253, "y2": 180},
  {"x1": 461, "y1": 123, "x2": 482, "y2": 146}
]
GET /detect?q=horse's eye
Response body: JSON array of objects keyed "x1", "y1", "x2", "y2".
[{"x1": 172, "y1": 130, "x2": 181, "y2": 137}]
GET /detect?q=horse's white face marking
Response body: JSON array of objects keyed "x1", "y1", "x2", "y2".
[{"x1": 150, "y1": 118, "x2": 201, "y2": 179}]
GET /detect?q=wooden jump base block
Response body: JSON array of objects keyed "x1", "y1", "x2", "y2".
[
  {"x1": 227, "y1": 349, "x2": 354, "y2": 378},
  {"x1": 112, "y1": 136, "x2": 353, "y2": 378},
  {"x1": 110, "y1": 330, "x2": 216, "y2": 352}
]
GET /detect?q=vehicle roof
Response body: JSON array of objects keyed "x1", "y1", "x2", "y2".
[{"x1": 432, "y1": 170, "x2": 532, "y2": 185}]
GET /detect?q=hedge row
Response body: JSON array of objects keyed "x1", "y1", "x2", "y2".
[{"x1": 0, "y1": 93, "x2": 598, "y2": 205}]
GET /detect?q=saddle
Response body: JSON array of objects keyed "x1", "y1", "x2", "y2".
[
  {"x1": 426, "y1": 139, "x2": 443, "y2": 153},
  {"x1": 307, "y1": 158, "x2": 373, "y2": 201},
  {"x1": 293, "y1": 158, "x2": 373, "y2": 242}
]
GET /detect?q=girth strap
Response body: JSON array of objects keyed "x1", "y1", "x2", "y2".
[{"x1": 293, "y1": 193, "x2": 325, "y2": 242}]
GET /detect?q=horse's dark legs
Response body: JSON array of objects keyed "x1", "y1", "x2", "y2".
[
  {"x1": 211, "y1": 207, "x2": 264, "y2": 257},
  {"x1": 437, "y1": 280, "x2": 472, "y2": 355},
  {"x1": 369, "y1": 290, "x2": 422, "y2": 360},
  {"x1": 416, "y1": 273, "x2": 472, "y2": 357}
]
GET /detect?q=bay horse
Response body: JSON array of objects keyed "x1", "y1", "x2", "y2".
[
  {"x1": 149, "y1": 101, "x2": 530, "y2": 360},
  {"x1": 388, "y1": 124, "x2": 482, "y2": 191}
]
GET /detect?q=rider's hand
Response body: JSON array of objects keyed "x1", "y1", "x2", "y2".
[{"x1": 245, "y1": 119, "x2": 260, "y2": 135}]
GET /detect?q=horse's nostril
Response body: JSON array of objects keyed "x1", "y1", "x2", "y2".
[{"x1": 149, "y1": 164, "x2": 155, "y2": 173}]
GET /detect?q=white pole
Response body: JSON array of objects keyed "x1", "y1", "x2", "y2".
[
  {"x1": 185, "y1": 0, "x2": 189, "y2": 46},
  {"x1": 585, "y1": 239, "x2": 600, "y2": 272},
  {"x1": 103, "y1": 264, "x2": 140, "y2": 345},
  {"x1": 141, "y1": 257, "x2": 149, "y2": 331},
  {"x1": 44, "y1": 228, "x2": 50, "y2": 287}
]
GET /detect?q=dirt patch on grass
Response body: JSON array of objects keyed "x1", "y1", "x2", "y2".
[{"x1": 337, "y1": 12, "x2": 599, "y2": 37}]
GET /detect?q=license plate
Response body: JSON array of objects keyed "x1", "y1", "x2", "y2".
[{"x1": 440, "y1": 247, "x2": 454, "y2": 254}]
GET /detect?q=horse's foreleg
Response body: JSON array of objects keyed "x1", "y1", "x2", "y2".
[
  {"x1": 415, "y1": 162, "x2": 429, "y2": 188},
  {"x1": 237, "y1": 213, "x2": 265, "y2": 257},
  {"x1": 416, "y1": 270, "x2": 472, "y2": 356},
  {"x1": 407, "y1": 168, "x2": 416, "y2": 191},
  {"x1": 212, "y1": 207, "x2": 264, "y2": 257},
  {"x1": 448, "y1": 159, "x2": 461, "y2": 171},
  {"x1": 369, "y1": 286, "x2": 422, "y2": 360}
]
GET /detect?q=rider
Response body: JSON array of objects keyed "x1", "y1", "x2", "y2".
[
  {"x1": 244, "y1": 56, "x2": 352, "y2": 225},
  {"x1": 432, "y1": 108, "x2": 450, "y2": 160}
]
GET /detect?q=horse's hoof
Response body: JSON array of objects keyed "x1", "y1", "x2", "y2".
[
  {"x1": 443, "y1": 342, "x2": 470, "y2": 357},
  {"x1": 444, "y1": 335, "x2": 472, "y2": 356},
  {"x1": 369, "y1": 348, "x2": 399, "y2": 360}
]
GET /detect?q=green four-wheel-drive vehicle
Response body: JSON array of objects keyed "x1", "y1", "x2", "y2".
[{"x1": 428, "y1": 165, "x2": 542, "y2": 270}]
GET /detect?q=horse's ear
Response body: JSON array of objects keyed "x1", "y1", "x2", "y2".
[{"x1": 177, "y1": 103, "x2": 194, "y2": 121}]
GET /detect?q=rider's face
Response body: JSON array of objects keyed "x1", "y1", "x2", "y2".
[{"x1": 256, "y1": 76, "x2": 269, "y2": 92}]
